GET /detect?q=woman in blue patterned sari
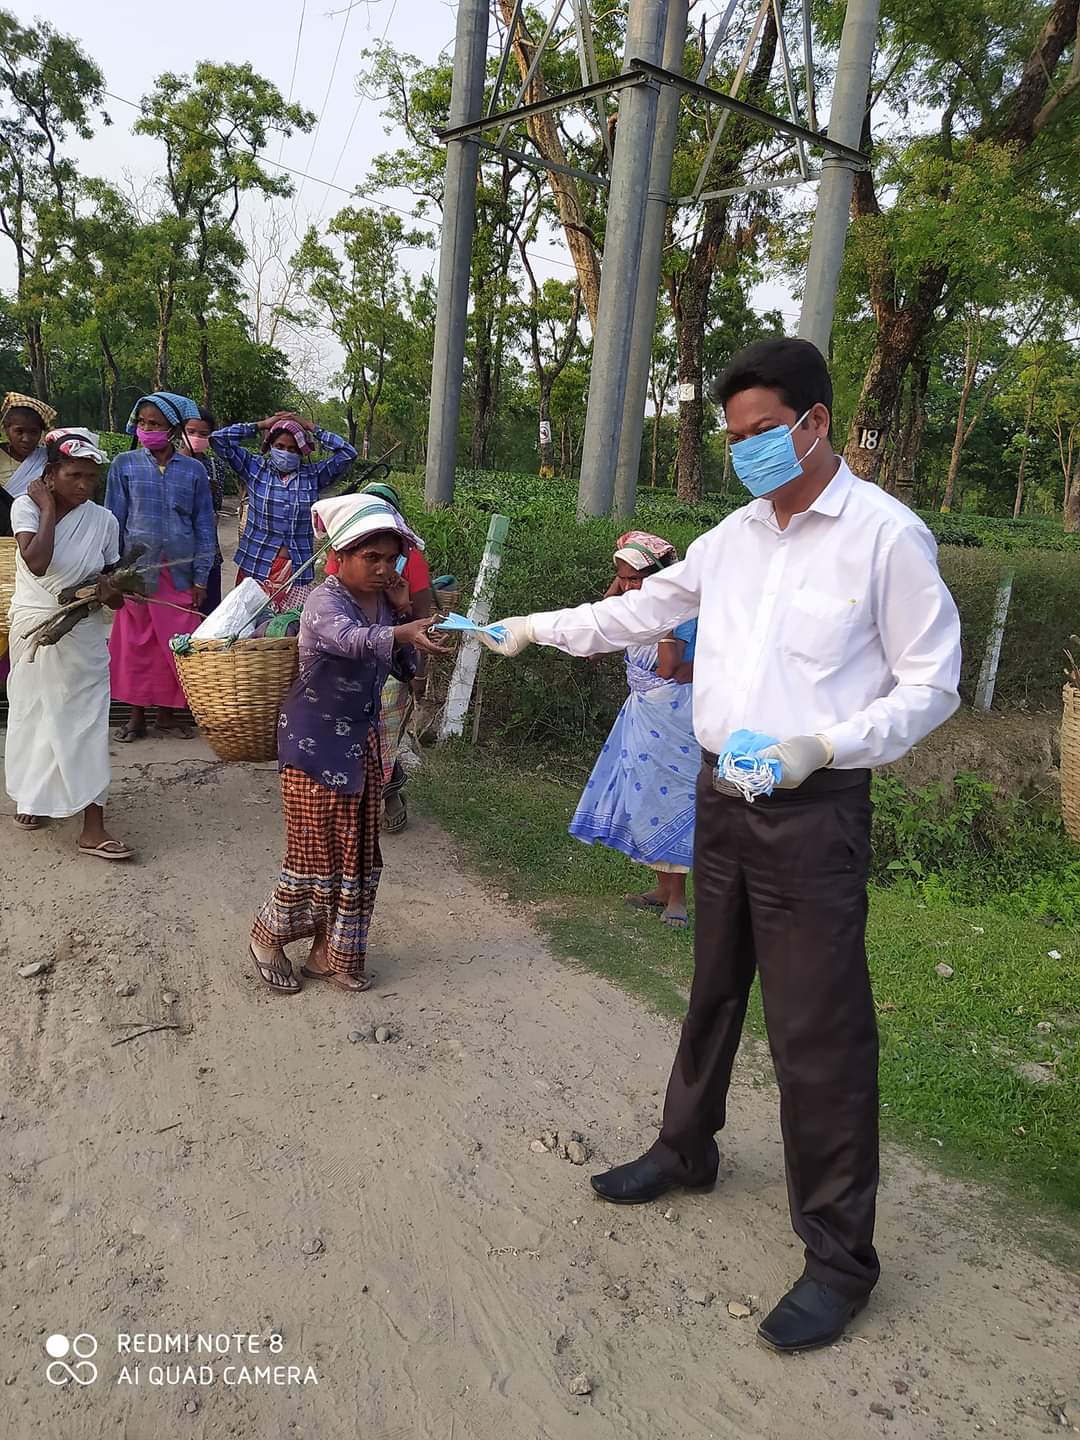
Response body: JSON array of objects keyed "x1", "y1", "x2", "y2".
[{"x1": 569, "y1": 531, "x2": 700, "y2": 928}]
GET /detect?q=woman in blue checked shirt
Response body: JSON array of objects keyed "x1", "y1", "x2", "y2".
[{"x1": 210, "y1": 413, "x2": 357, "y2": 611}]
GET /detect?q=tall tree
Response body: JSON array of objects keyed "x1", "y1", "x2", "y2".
[
  {"x1": 666, "y1": 6, "x2": 781, "y2": 500},
  {"x1": 296, "y1": 206, "x2": 426, "y2": 455},
  {"x1": 838, "y1": 0, "x2": 1080, "y2": 484},
  {"x1": 358, "y1": 42, "x2": 538, "y2": 468},
  {"x1": 134, "y1": 62, "x2": 313, "y2": 404},
  {"x1": 0, "y1": 11, "x2": 106, "y2": 398},
  {"x1": 514, "y1": 250, "x2": 581, "y2": 475},
  {"x1": 493, "y1": 0, "x2": 606, "y2": 328}
]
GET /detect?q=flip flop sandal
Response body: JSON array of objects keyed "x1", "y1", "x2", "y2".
[
  {"x1": 661, "y1": 906, "x2": 689, "y2": 930},
  {"x1": 382, "y1": 799, "x2": 409, "y2": 835},
  {"x1": 114, "y1": 725, "x2": 146, "y2": 744},
  {"x1": 624, "y1": 891, "x2": 665, "y2": 912},
  {"x1": 78, "y1": 839, "x2": 134, "y2": 861},
  {"x1": 14, "y1": 815, "x2": 43, "y2": 830},
  {"x1": 300, "y1": 965, "x2": 375, "y2": 993},
  {"x1": 249, "y1": 945, "x2": 301, "y2": 995}
]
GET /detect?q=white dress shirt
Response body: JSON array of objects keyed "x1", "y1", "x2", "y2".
[{"x1": 531, "y1": 461, "x2": 962, "y2": 769}]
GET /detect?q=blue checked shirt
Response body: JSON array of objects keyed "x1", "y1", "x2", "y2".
[
  {"x1": 210, "y1": 424, "x2": 357, "y2": 581},
  {"x1": 104, "y1": 448, "x2": 216, "y2": 593}
]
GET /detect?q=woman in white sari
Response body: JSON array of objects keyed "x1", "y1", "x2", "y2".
[{"x1": 6, "y1": 429, "x2": 132, "y2": 859}]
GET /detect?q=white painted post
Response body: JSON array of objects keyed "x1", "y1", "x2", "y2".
[
  {"x1": 974, "y1": 570, "x2": 1014, "y2": 713},
  {"x1": 438, "y1": 513, "x2": 511, "y2": 742}
]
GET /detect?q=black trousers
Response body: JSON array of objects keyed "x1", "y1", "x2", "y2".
[{"x1": 655, "y1": 763, "x2": 880, "y2": 1298}]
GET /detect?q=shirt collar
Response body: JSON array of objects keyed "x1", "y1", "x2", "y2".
[{"x1": 744, "y1": 456, "x2": 854, "y2": 529}]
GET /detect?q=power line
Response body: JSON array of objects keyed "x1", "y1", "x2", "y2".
[
  {"x1": 101, "y1": 84, "x2": 578, "y2": 267},
  {"x1": 283, "y1": 4, "x2": 307, "y2": 109},
  {"x1": 99, "y1": 85, "x2": 789, "y2": 318},
  {"x1": 316, "y1": 0, "x2": 401, "y2": 221},
  {"x1": 295, "y1": 3, "x2": 355, "y2": 203},
  {"x1": 278, "y1": 1, "x2": 307, "y2": 161}
]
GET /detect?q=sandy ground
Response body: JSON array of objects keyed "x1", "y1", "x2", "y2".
[{"x1": 2, "y1": 740, "x2": 1079, "y2": 1440}]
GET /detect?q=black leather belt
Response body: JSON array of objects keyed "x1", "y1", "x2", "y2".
[{"x1": 701, "y1": 752, "x2": 871, "y2": 799}]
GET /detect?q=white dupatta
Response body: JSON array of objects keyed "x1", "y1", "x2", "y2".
[{"x1": 2, "y1": 445, "x2": 47, "y2": 497}]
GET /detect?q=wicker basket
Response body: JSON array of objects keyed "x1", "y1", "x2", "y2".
[
  {"x1": 174, "y1": 636, "x2": 298, "y2": 762},
  {"x1": 0, "y1": 536, "x2": 17, "y2": 639}
]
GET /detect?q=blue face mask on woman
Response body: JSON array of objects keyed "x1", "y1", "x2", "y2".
[
  {"x1": 729, "y1": 408, "x2": 821, "y2": 497},
  {"x1": 270, "y1": 447, "x2": 302, "y2": 474}
]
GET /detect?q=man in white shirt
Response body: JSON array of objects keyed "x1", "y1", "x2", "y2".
[{"x1": 482, "y1": 338, "x2": 962, "y2": 1352}]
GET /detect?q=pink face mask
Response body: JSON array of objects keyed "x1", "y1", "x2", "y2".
[
  {"x1": 185, "y1": 434, "x2": 210, "y2": 454},
  {"x1": 136, "y1": 426, "x2": 172, "y2": 450}
]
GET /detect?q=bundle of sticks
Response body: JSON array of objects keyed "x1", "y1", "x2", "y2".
[{"x1": 22, "y1": 546, "x2": 148, "y2": 662}]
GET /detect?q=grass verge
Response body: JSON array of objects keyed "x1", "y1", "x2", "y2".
[{"x1": 413, "y1": 743, "x2": 1080, "y2": 1254}]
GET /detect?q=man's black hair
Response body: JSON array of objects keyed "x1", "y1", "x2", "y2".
[{"x1": 710, "y1": 338, "x2": 833, "y2": 423}]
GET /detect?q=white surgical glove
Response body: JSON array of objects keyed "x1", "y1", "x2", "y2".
[
  {"x1": 758, "y1": 734, "x2": 834, "y2": 789},
  {"x1": 478, "y1": 615, "x2": 536, "y2": 658}
]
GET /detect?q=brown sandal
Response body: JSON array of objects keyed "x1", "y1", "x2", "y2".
[
  {"x1": 300, "y1": 964, "x2": 375, "y2": 993},
  {"x1": 249, "y1": 944, "x2": 301, "y2": 995}
]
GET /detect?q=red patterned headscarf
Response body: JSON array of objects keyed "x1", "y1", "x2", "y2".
[
  {"x1": 267, "y1": 418, "x2": 314, "y2": 455},
  {"x1": 613, "y1": 530, "x2": 677, "y2": 571}
]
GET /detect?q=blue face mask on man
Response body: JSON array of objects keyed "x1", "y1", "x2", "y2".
[
  {"x1": 729, "y1": 408, "x2": 821, "y2": 498},
  {"x1": 270, "y1": 447, "x2": 302, "y2": 474}
]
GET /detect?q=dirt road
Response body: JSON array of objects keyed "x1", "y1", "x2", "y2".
[{"x1": 2, "y1": 742, "x2": 1078, "y2": 1440}]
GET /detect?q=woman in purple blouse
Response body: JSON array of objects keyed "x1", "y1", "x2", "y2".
[{"x1": 249, "y1": 496, "x2": 449, "y2": 995}]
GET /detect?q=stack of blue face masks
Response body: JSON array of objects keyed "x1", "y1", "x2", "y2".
[
  {"x1": 433, "y1": 611, "x2": 508, "y2": 642},
  {"x1": 714, "y1": 729, "x2": 782, "y2": 803}
]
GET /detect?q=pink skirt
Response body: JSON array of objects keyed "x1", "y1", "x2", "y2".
[{"x1": 109, "y1": 565, "x2": 202, "y2": 709}]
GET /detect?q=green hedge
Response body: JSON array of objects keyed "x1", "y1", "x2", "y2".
[
  {"x1": 436, "y1": 469, "x2": 1080, "y2": 554},
  {"x1": 405, "y1": 470, "x2": 1078, "y2": 744}
]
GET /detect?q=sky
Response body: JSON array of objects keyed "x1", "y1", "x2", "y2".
[{"x1": 20, "y1": 0, "x2": 802, "y2": 381}]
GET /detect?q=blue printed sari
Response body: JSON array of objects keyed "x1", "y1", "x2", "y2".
[{"x1": 569, "y1": 622, "x2": 700, "y2": 869}]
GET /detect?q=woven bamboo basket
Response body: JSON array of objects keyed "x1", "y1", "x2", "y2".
[
  {"x1": 0, "y1": 536, "x2": 17, "y2": 640},
  {"x1": 1062, "y1": 683, "x2": 1080, "y2": 842},
  {"x1": 174, "y1": 636, "x2": 298, "y2": 763}
]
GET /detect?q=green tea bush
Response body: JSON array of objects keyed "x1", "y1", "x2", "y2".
[{"x1": 869, "y1": 772, "x2": 1074, "y2": 889}]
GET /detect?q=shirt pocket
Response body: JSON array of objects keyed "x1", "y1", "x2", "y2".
[
  {"x1": 171, "y1": 476, "x2": 195, "y2": 521},
  {"x1": 780, "y1": 586, "x2": 859, "y2": 670}
]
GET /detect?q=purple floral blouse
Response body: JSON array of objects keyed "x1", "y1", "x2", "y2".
[{"x1": 277, "y1": 577, "x2": 415, "y2": 793}]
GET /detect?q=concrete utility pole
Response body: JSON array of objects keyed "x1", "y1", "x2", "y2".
[
  {"x1": 577, "y1": 0, "x2": 670, "y2": 519},
  {"x1": 613, "y1": 0, "x2": 689, "y2": 518},
  {"x1": 424, "y1": 0, "x2": 490, "y2": 508},
  {"x1": 797, "y1": 0, "x2": 879, "y2": 356}
]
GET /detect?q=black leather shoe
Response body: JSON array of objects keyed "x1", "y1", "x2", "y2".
[
  {"x1": 757, "y1": 1276, "x2": 868, "y2": 1353},
  {"x1": 590, "y1": 1139, "x2": 719, "y2": 1205}
]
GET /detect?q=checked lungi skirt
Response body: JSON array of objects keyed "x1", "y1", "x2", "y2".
[{"x1": 252, "y1": 732, "x2": 383, "y2": 978}]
